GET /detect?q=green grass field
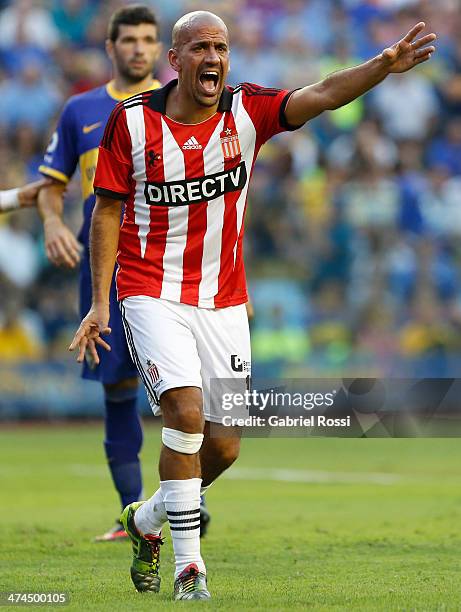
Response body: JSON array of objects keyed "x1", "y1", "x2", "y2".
[{"x1": 1, "y1": 424, "x2": 460, "y2": 611}]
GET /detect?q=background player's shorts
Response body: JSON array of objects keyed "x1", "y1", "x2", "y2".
[
  {"x1": 79, "y1": 251, "x2": 138, "y2": 385},
  {"x1": 120, "y1": 296, "x2": 251, "y2": 423}
]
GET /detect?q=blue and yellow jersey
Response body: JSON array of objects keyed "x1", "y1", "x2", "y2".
[{"x1": 39, "y1": 80, "x2": 161, "y2": 246}]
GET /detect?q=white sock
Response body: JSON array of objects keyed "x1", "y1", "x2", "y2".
[
  {"x1": 134, "y1": 488, "x2": 167, "y2": 536},
  {"x1": 161, "y1": 478, "x2": 205, "y2": 578}
]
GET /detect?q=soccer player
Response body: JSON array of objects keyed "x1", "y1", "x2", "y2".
[
  {"x1": 37, "y1": 5, "x2": 162, "y2": 542},
  {"x1": 0, "y1": 179, "x2": 50, "y2": 213},
  {"x1": 70, "y1": 11, "x2": 436, "y2": 599}
]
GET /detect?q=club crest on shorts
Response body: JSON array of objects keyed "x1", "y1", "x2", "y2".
[
  {"x1": 220, "y1": 127, "x2": 241, "y2": 160},
  {"x1": 146, "y1": 359, "x2": 160, "y2": 384}
]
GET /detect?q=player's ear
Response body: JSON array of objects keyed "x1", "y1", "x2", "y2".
[
  {"x1": 168, "y1": 48, "x2": 180, "y2": 73},
  {"x1": 106, "y1": 39, "x2": 114, "y2": 62}
]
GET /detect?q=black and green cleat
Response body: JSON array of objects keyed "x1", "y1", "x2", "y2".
[
  {"x1": 173, "y1": 563, "x2": 211, "y2": 601},
  {"x1": 120, "y1": 502, "x2": 163, "y2": 593}
]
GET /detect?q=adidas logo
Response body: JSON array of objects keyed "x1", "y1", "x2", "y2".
[{"x1": 182, "y1": 136, "x2": 202, "y2": 150}]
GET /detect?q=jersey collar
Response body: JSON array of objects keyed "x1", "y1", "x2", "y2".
[
  {"x1": 106, "y1": 79, "x2": 161, "y2": 101},
  {"x1": 147, "y1": 79, "x2": 233, "y2": 114}
]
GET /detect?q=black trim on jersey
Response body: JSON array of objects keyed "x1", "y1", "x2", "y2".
[
  {"x1": 143, "y1": 79, "x2": 282, "y2": 114},
  {"x1": 147, "y1": 79, "x2": 176, "y2": 113},
  {"x1": 234, "y1": 83, "x2": 280, "y2": 97},
  {"x1": 102, "y1": 103, "x2": 125, "y2": 150},
  {"x1": 233, "y1": 83, "x2": 303, "y2": 131},
  {"x1": 94, "y1": 187, "x2": 129, "y2": 200},
  {"x1": 120, "y1": 301, "x2": 160, "y2": 407},
  {"x1": 102, "y1": 93, "x2": 151, "y2": 150},
  {"x1": 124, "y1": 92, "x2": 151, "y2": 109},
  {"x1": 279, "y1": 89, "x2": 305, "y2": 131},
  {"x1": 219, "y1": 86, "x2": 233, "y2": 111},
  {"x1": 123, "y1": 91, "x2": 148, "y2": 104}
]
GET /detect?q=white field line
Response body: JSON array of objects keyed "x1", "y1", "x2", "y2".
[
  {"x1": 68, "y1": 464, "x2": 107, "y2": 476},
  {"x1": 224, "y1": 467, "x2": 402, "y2": 485},
  {"x1": 66, "y1": 464, "x2": 401, "y2": 485}
]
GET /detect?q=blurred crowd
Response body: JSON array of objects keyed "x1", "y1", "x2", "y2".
[{"x1": 0, "y1": 0, "x2": 461, "y2": 377}]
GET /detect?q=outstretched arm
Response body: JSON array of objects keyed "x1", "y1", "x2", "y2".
[
  {"x1": 285, "y1": 22, "x2": 436, "y2": 126},
  {"x1": 0, "y1": 178, "x2": 51, "y2": 212},
  {"x1": 17, "y1": 179, "x2": 52, "y2": 208},
  {"x1": 69, "y1": 195, "x2": 122, "y2": 364}
]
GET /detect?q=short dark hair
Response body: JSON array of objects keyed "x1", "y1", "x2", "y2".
[{"x1": 108, "y1": 5, "x2": 159, "y2": 42}]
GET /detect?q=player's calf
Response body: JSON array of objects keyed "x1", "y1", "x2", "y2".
[
  {"x1": 103, "y1": 381, "x2": 143, "y2": 510},
  {"x1": 159, "y1": 388, "x2": 208, "y2": 587},
  {"x1": 160, "y1": 428, "x2": 206, "y2": 579},
  {"x1": 200, "y1": 423, "x2": 241, "y2": 486}
]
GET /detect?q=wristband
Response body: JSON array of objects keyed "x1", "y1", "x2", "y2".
[{"x1": 0, "y1": 188, "x2": 20, "y2": 212}]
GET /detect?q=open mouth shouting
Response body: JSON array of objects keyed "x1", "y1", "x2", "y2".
[{"x1": 198, "y1": 69, "x2": 220, "y2": 96}]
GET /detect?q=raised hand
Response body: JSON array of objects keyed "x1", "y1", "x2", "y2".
[
  {"x1": 381, "y1": 22, "x2": 436, "y2": 73},
  {"x1": 69, "y1": 305, "x2": 112, "y2": 365}
]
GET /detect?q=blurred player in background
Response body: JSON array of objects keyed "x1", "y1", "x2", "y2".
[
  {"x1": 0, "y1": 179, "x2": 50, "y2": 213},
  {"x1": 37, "y1": 5, "x2": 163, "y2": 542},
  {"x1": 70, "y1": 10, "x2": 436, "y2": 600}
]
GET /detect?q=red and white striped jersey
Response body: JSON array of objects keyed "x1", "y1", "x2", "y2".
[{"x1": 94, "y1": 79, "x2": 300, "y2": 308}]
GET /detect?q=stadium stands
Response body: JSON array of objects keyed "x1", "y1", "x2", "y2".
[{"x1": 1, "y1": 0, "x2": 460, "y2": 416}]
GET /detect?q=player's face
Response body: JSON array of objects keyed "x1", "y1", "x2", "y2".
[
  {"x1": 108, "y1": 23, "x2": 161, "y2": 84},
  {"x1": 171, "y1": 23, "x2": 230, "y2": 108}
]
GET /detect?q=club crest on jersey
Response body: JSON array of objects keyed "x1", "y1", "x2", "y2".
[
  {"x1": 220, "y1": 127, "x2": 241, "y2": 160},
  {"x1": 146, "y1": 359, "x2": 160, "y2": 384}
]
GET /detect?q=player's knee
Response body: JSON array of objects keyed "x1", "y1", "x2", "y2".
[
  {"x1": 162, "y1": 427, "x2": 204, "y2": 454},
  {"x1": 104, "y1": 377, "x2": 138, "y2": 402},
  {"x1": 161, "y1": 386, "x2": 204, "y2": 432}
]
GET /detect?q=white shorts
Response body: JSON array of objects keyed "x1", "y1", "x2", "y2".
[{"x1": 120, "y1": 296, "x2": 251, "y2": 423}]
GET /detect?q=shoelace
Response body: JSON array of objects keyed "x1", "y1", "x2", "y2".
[
  {"x1": 179, "y1": 569, "x2": 200, "y2": 593},
  {"x1": 145, "y1": 536, "x2": 164, "y2": 569}
]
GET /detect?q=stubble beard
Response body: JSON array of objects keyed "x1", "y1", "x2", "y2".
[
  {"x1": 192, "y1": 83, "x2": 224, "y2": 109},
  {"x1": 193, "y1": 92, "x2": 218, "y2": 108},
  {"x1": 117, "y1": 63, "x2": 153, "y2": 85}
]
